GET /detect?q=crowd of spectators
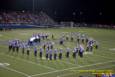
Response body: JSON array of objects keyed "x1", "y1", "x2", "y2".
[
  {"x1": 0, "y1": 11, "x2": 114, "y2": 29},
  {"x1": 0, "y1": 11, "x2": 56, "y2": 25}
]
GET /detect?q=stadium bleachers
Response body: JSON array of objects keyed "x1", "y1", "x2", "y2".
[
  {"x1": 0, "y1": 11, "x2": 56, "y2": 29},
  {"x1": 0, "y1": 11, "x2": 115, "y2": 29},
  {"x1": 0, "y1": 11, "x2": 56, "y2": 24}
]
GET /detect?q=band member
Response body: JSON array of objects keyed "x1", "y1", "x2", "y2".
[
  {"x1": 86, "y1": 37, "x2": 89, "y2": 44},
  {"x1": 59, "y1": 48, "x2": 63, "y2": 60},
  {"x1": 8, "y1": 40, "x2": 12, "y2": 52},
  {"x1": 77, "y1": 37, "x2": 80, "y2": 43},
  {"x1": 34, "y1": 47, "x2": 37, "y2": 57},
  {"x1": 50, "y1": 44, "x2": 53, "y2": 49},
  {"x1": 52, "y1": 34, "x2": 54, "y2": 39},
  {"x1": 16, "y1": 42, "x2": 19, "y2": 53},
  {"x1": 27, "y1": 46, "x2": 30, "y2": 56},
  {"x1": 81, "y1": 38, "x2": 85, "y2": 44},
  {"x1": 73, "y1": 47, "x2": 79, "y2": 58},
  {"x1": 21, "y1": 43, "x2": 25, "y2": 55},
  {"x1": 54, "y1": 49, "x2": 58, "y2": 60},
  {"x1": 88, "y1": 40, "x2": 94, "y2": 52},
  {"x1": 66, "y1": 36, "x2": 69, "y2": 41},
  {"x1": 95, "y1": 41, "x2": 99, "y2": 49},
  {"x1": 46, "y1": 48, "x2": 49, "y2": 60},
  {"x1": 66, "y1": 48, "x2": 70, "y2": 58},
  {"x1": 12, "y1": 41, "x2": 16, "y2": 52},
  {"x1": 47, "y1": 44, "x2": 50, "y2": 50},
  {"x1": 39, "y1": 48, "x2": 43, "y2": 59},
  {"x1": 43, "y1": 44, "x2": 46, "y2": 50},
  {"x1": 79, "y1": 45, "x2": 84, "y2": 58},
  {"x1": 86, "y1": 44, "x2": 89, "y2": 51},
  {"x1": 71, "y1": 36, "x2": 74, "y2": 41},
  {"x1": 49, "y1": 49, "x2": 53, "y2": 60},
  {"x1": 60, "y1": 38, "x2": 64, "y2": 45}
]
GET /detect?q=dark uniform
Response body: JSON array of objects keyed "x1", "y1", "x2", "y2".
[
  {"x1": 22, "y1": 47, "x2": 25, "y2": 54},
  {"x1": 27, "y1": 47, "x2": 30, "y2": 56},
  {"x1": 71, "y1": 37, "x2": 74, "y2": 41},
  {"x1": 39, "y1": 48, "x2": 43, "y2": 59},
  {"x1": 34, "y1": 47, "x2": 37, "y2": 57},
  {"x1": 8, "y1": 41, "x2": 12, "y2": 52},
  {"x1": 86, "y1": 45, "x2": 89, "y2": 51},
  {"x1": 66, "y1": 48, "x2": 70, "y2": 58},
  {"x1": 95, "y1": 45, "x2": 98, "y2": 49},
  {"x1": 45, "y1": 34, "x2": 48, "y2": 39},
  {"x1": 16, "y1": 43, "x2": 19, "y2": 53},
  {"x1": 52, "y1": 34, "x2": 54, "y2": 39},
  {"x1": 77, "y1": 38, "x2": 80, "y2": 43},
  {"x1": 81, "y1": 38, "x2": 85, "y2": 44},
  {"x1": 60, "y1": 38, "x2": 64, "y2": 45},
  {"x1": 12, "y1": 42, "x2": 16, "y2": 52},
  {"x1": 73, "y1": 48, "x2": 78, "y2": 58},
  {"x1": 86, "y1": 38, "x2": 89, "y2": 43},
  {"x1": 50, "y1": 44, "x2": 53, "y2": 49},
  {"x1": 43, "y1": 44, "x2": 46, "y2": 50},
  {"x1": 38, "y1": 38, "x2": 41, "y2": 43},
  {"x1": 47, "y1": 45, "x2": 50, "y2": 50},
  {"x1": 49, "y1": 49, "x2": 52, "y2": 60},
  {"x1": 46, "y1": 48, "x2": 49, "y2": 60},
  {"x1": 89, "y1": 41, "x2": 93, "y2": 52},
  {"x1": 79, "y1": 45, "x2": 84, "y2": 58},
  {"x1": 59, "y1": 49, "x2": 63, "y2": 60},
  {"x1": 66, "y1": 36, "x2": 69, "y2": 41},
  {"x1": 54, "y1": 49, "x2": 58, "y2": 60},
  {"x1": 87, "y1": 40, "x2": 93, "y2": 52},
  {"x1": 22, "y1": 43, "x2": 25, "y2": 54},
  {"x1": 95, "y1": 41, "x2": 99, "y2": 49}
]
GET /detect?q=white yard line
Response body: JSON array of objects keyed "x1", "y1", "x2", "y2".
[
  {"x1": 61, "y1": 60, "x2": 79, "y2": 66},
  {"x1": 38, "y1": 57, "x2": 80, "y2": 66},
  {"x1": 0, "y1": 63, "x2": 10, "y2": 66},
  {"x1": 109, "y1": 48, "x2": 115, "y2": 51},
  {"x1": 0, "y1": 52, "x2": 114, "y2": 77},
  {"x1": 0, "y1": 53, "x2": 56, "y2": 71},
  {"x1": 0, "y1": 34, "x2": 2, "y2": 37},
  {"x1": 83, "y1": 52, "x2": 114, "y2": 62},
  {"x1": 57, "y1": 64, "x2": 115, "y2": 77},
  {"x1": 57, "y1": 73, "x2": 74, "y2": 77},
  {"x1": 57, "y1": 59, "x2": 81, "y2": 66},
  {"x1": 95, "y1": 64, "x2": 115, "y2": 70},
  {"x1": 30, "y1": 60, "x2": 115, "y2": 77},
  {"x1": 94, "y1": 54, "x2": 114, "y2": 60},
  {"x1": 1, "y1": 66, "x2": 30, "y2": 77},
  {"x1": 103, "y1": 51, "x2": 115, "y2": 55}
]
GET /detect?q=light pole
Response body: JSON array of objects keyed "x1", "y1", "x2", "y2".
[{"x1": 33, "y1": 0, "x2": 35, "y2": 13}]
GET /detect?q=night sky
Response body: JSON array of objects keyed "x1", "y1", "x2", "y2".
[{"x1": 0, "y1": 0, "x2": 115, "y2": 24}]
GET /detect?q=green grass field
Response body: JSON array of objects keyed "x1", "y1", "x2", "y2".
[{"x1": 0, "y1": 28, "x2": 115, "y2": 77}]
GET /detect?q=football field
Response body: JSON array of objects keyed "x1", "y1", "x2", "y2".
[{"x1": 0, "y1": 28, "x2": 115, "y2": 77}]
